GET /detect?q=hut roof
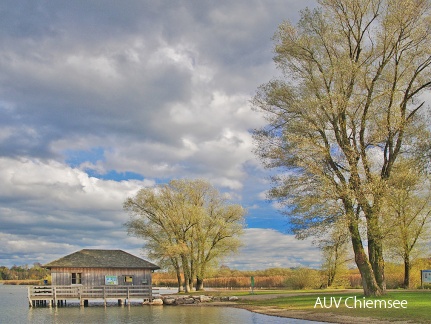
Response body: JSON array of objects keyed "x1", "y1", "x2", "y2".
[{"x1": 44, "y1": 249, "x2": 160, "y2": 270}]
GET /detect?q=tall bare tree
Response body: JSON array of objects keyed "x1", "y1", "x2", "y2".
[
  {"x1": 124, "y1": 179, "x2": 245, "y2": 292},
  {"x1": 253, "y1": 0, "x2": 431, "y2": 296}
]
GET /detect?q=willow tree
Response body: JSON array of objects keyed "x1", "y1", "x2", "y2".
[
  {"x1": 124, "y1": 183, "x2": 188, "y2": 292},
  {"x1": 253, "y1": 0, "x2": 431, "y2": 296},
  {"x1": 124, "y1": 179, "x2": 245, "y2": 292}
]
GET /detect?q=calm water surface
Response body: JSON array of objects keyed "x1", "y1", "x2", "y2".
[{"x1": 0, "y1": 284, "x2": 325, "y2": 324}]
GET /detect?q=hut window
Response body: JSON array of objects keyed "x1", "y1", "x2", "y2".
[
  {"x1": 124, "y1": 276, "x2": 133, "y2": 283},
  {"x1": 72, "y1": 273, "x2": 82, "y2": 284}
]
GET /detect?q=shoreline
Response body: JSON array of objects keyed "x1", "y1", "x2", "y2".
[
  {"x1": 191, "y1": 291, "x2": 414, "y2": 324},
  {"x1": 229, "y1": 303, "x2": 412, "y2": 324},
  {"x1": 183, "y1": 300, "x2": 402, "y2": 323}
]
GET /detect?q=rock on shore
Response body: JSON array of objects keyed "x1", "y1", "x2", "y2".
[{"x1": 143, "y1": 295, "x2": 239, "y2": 306}]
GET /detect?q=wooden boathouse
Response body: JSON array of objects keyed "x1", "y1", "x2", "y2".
[{"x1": 28, "y1": 249, "x2": 160, "y2": 307}]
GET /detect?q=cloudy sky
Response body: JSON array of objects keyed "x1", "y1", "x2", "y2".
[{"x1": 0, "y1": 0, "x2": 321, "y2": 270}]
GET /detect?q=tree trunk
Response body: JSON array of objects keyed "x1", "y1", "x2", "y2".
[
  {"x1": 171, "y1": 258, "x2": 184, "y2": 293},
  {"x1": 181, "y1": 255, "x2": 191, "y2": 293},
  {"x1": 176, "y1": 271, "x2": 184, "y2": 292},
  {"x1": 366, "y1": 211, "x2": 386, "y2": 291},
  {"x1": 368, "y1": 237, "x2": 386, "y2": 291},
  {"x1": 188, "y1": 278, "x2": 194, "y2": 291},
  {"x1": 183, "y1": 276, "x2": 191, "y2": 293},
  {"x1": 183, "y1": 280, "x2": 191, "y2": 292},
  {"x1": 327, "y1": 265, "x2": 336, "y2": 287},
  {"x1": 327, "y1": 274, "x2": 333, "y2": 287},
  {"x1": 351, "y1": 236, "x2": 382, "y2": 296},
  {"x1": 196, "y1": 277, "x2": 204, "y2": 291},
  {"x1": 403, "y1": 255, "x2": 410, "y2": 288},
  {"x1": 349, "y1": 163, "x2": 387, "y2": 293},
  {"x1": 345, "y1": 204, "x2": 383, "y2": 296}
]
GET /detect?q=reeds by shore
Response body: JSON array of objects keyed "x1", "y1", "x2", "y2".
[{"x1": 0, "y1": 280, "x2": 44, "y2": 285}]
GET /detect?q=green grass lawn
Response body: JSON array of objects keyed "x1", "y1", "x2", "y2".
[{"x1": 240, "y1": 290, "x2": 431, "y2": 323}]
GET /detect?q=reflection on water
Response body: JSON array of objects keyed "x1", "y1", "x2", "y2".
[
  {"x1": 27, "y1": 306, "x2": 302, "y2": 324},
  {"x1": 1, "y1": 285, "x2": 324, "y2": 324}
]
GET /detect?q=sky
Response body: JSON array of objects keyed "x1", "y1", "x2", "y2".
[{"x1": 0, "y1": 0, "x2": 321, "y2": 270}]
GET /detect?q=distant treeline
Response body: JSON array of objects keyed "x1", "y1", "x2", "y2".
[{"x1": 0, "y1": 263, "x2": 49, "y2": 281}]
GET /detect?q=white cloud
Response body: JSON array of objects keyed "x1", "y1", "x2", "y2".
[
  {"x1": 0, "y1": 157, "x2": 153, "y2": 210},
  {"x1": 0, "y1": 157, "x2": 156, "y2": 265},
  {"x1": 225, "y1": 228, "x2": 321, "y2": 270}
]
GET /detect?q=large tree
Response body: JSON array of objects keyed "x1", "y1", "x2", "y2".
[
  {"x1": 253, "y1": 0, "x2": 431, "y2": 296},
  {"x1": 124, "y1": 179, "x2": 245, "y2": 292}
]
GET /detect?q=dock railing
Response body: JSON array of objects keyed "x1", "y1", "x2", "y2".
[{"x1": 28, "y1": 285, "x2": 159, "y2": 307}]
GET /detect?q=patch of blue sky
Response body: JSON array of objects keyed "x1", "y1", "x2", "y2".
[
  {"x1": 86, "y1": 169, "x2": 145, "y2": 181},
  {"x1": 245, "y1": 198, "x2": 289, "y2": 230},
  {"x1": 245, "y1": 213, "x2": 289, "y2": 232},
  {"x1": 64, "y1": 147, "x2": 147, "y2": 181},
  {"x1": 64, "y1": 147, "x2": 105, "y2": 167}
]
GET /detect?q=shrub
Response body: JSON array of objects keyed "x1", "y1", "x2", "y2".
[{"x1": 284, "y1": 268, "x2": 323, "y2": 289}]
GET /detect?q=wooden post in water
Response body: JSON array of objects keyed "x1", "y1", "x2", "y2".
[
  {"x1": 103, "y1": 286, "x2": 107, "y2": 307},
  {"x1": 28, "y1": 287, "x2": 32, "y2": 307},
  {"x1": 78, "y1": 286, "x2": 82, "y2": 306}
]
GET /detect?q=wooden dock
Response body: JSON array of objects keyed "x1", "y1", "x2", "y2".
[{"x1": 28, "y1": 285, "x2": 159, "y2": 307}]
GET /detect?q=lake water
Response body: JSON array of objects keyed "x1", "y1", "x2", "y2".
[{"x1": 0, "y1": 284, "x2": 324, "y2": 324}]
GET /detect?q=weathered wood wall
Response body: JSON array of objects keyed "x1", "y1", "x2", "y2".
[{"x1": 50, "y1": 267, "x2": 152, "y2": 286}]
